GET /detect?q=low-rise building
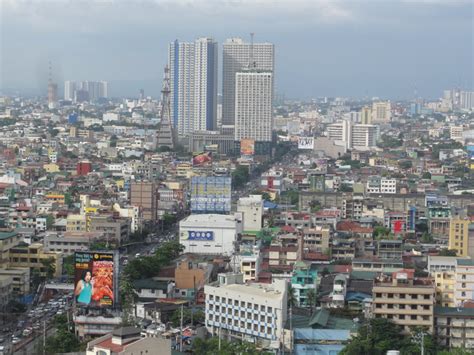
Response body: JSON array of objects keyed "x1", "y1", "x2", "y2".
[
  {"x1": 237, "y1": 195, "x2": 263, "y2": 232},
  {"x1": 205, "y1": 273, "x2": 287, "y2": 350},
  {"x1": 9, "y1": 242, "x2": 62, "y2": 278},
  {"x1": 86, "y1": 326, "x2": 172, "y2": 355}
]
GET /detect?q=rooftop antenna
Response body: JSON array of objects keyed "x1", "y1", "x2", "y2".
[
  {"x1": 48, "y1": 60, "x2": 53, "y2": 84},
  {"x1": 249, "y1": 32, "x2": 255, "y2": 69}
]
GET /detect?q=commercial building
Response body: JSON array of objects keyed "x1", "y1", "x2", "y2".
[
  {"x1": 434, "y1": 306, "x2": 474, "y2": 349},
  {"x1": 0, "y1": 275, "x2": 13, "y2": 309},
  {"x1": 351, "y1": 124, "x2": 377, "y2": 148},
  {"x1": 291, "y1": 263, "x2": 318, "y2": 307},
  {"x1": 234, "y1": 70, "x2": 273, "y2": 152},
  {"x1": 168, "y1": 37, "x2": 218, "y2": 136},
  {"x1": 44, "y1": 231, "x2": 101, "y2": 255},
  {"x1": 222, "y1": 37, "x2": 274, "y2": 126},
  {"x1": 450, "y1": 126, "x2": 464, "y2": 142},
  {"x1": 237, "y1": 195, "x2": 263, "y2": 232},
  {"x1": 86, "y1": 327, "x2": 172, "y2": 355},
  {"x1": 179, "y1": 214, "x2": 242, "y2": 256},
  {"x1": 130, "y1": 182, "x2": 157, "y2": 223},
  {"x1": 88, "y1": 216, "x2": 130, "y2": 245},
  {"x1": 205, "y1": 273, "x2": 287, "y2": 349},
  {"x1": 74, "y1": 314, "x2": 122, "y2": 339},
  {"x1": 372, "y1": 270, "x2": 435, "y2": 333}
]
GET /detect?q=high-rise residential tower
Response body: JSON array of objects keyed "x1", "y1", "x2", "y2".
[
  {"x1": 234, "y1": 69, "x2": 273, "y2": 152},
  {"x1": 222, "y1": 37, "x2": 274, "y2": 126},
  {"x1": 64, "y1": 81, "x2": 76, "y2": 101},
  {"x1": 168, "y1": 37, "x2": 218, "y2": 137}
]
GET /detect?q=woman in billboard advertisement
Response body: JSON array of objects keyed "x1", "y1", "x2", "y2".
[{"x1": 75, "y1": 270, "x2": 94, "y2": 305}]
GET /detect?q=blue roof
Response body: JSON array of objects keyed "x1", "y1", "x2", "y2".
[
  {"x1": 295, "y1": 344, "x2": 345, "y2": 355},
  {"x1": 294, "y1": 329, "x2": 350, "y2": 341},
  {"x1": 346, "y1": 291, "x2": 372, "y2": 302},
  {"x1": 264, "y1": 200, "x2": 279, "y2": 209}
]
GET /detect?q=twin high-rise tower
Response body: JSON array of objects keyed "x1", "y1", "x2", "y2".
[{"x1": 168, "y1": 36, "x2": 275, "y2": 152}]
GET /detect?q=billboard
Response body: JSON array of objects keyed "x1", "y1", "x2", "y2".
[
  {"x1": 298, "y1": 136, "x2": 315, "y2": 150},
  {"x1": 74, "y1": 252, "x2": 115, "y2": 307},
  {"x1": 186, "y1": 231, "x2": 214, "y2": 241},
  {"x1": 192, "y1": 152, "x2": 212, "y2": 166},
  {"x1": 190, "y1": 176, "x2": 232, "y2": 213},
  {"x1": 240, "y1": 139, "x2": 255, "y2": 156}
]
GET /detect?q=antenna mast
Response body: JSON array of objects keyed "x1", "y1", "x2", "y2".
[{"x1": 249, "y1": 32, "x2": 255, "y2": 69}]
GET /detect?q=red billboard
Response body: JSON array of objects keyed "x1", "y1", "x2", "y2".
[
  {"x1": 74, "y1": 252, "x2": 115, "y2": 307},
  {"x1": 192, "y1": 152, "x2": 212, "y2": 166}
]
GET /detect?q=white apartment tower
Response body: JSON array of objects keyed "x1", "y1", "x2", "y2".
[
  {"x1": 234, "y1": 70, "x2": 273, "y2": 143},
  {"x1": 64, "y1": 81, "x2": 76, "y2": 101},
  {"x1": 222, "y1": 38, "x2": 274, "y2": 126},
  {"x1": 169, "y1": 38, "x2": 218, "y2": 137}
]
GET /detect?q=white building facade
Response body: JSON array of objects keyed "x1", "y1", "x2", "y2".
[
  {"x1": 179, "y1": 214, "x2": 241, "y2": 256},
  {"x1": 237, "y1": 195, "x2": 263, "y2": 232},
  {"x1": 205, "y1": 273, "x2": 287, "y2": 349},
  {"x1": 222, "y1": 38, "x2": 274, "y2": 126},
  {"x1": 169, "y1": 37, "x2": 218, "y2": 137},
  {"x1": 234, "y1": 70, "x2": 273, "y2": 143}
]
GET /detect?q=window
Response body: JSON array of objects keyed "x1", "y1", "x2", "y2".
[
  {"x1": 423, "y1": 305, "x2": 430, "y2": 310},
  {"x1": 388, "y1": 293, "x2": 394, "y2": 299},
  {"x1": 261, "y1": 305, "x2": 265, "y2": 311},
  {"x1": 423, "y1": 295, "x2": 430, "y2": 300},
  {"x1": 462, "y1": 283, "x2": 466, "y2": 288},
  {"x1": 399, "y1": 304, "x2": 405, "y2": 309},
  {"x1": 462, "y1": 274, "x2": 466, "y2": 280},
  {"x1": 216, "y1": 296, "x2": 220, "y2": 302},
  {"x1": 411, "y1": 315, "x2": 417, "y2": 320},
  {"x1": 422, "y1": 316, "x2": 429, "y2": 321},
  {"x1": 387, "y1": 315, "x2": 393, "y2": 319},
  {"x1": 399, "y1": 315, "x2": 405, "y2": 320},
  {"x1": 462, "y1": 292, "x2": 466, "y2": 297},
  {"x1": 411, "y1": 294, "x2": 417, "y2": 299},
  {"x1": 400, "y1": 294, "x2": 406, "y2": 299},
  {"x1": 388, "y1": 304, "x2": 394, "y2": 309},
  {"x1": 267, "y1": 306, "x2": 272, "y2": 313},
  {"x1": 376, "y1": 304, "x2": 382, "y2": 308}
]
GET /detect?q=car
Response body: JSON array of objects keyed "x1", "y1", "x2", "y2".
[
  {"x1": 0, "y1": 345, "x2": 4, "y2": 351},
  {"x1": 0, "y1": 338, "x2": 4, "y2": 343},
  {"x1": 12, "y1": 338, "x2": 20, "y2": 344}
]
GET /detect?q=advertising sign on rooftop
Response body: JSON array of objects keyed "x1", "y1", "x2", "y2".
[{"x1": 190, "y1": 176, "x2": 231, "y2": 213}]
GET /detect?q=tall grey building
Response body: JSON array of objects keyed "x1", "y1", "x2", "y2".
[
  {"x1": 64, "y1": 80, "x2": 108, "y2": 101},
  {"x1": 222, "y1": 38, "x2": 274, "y2": 126},
  {"x1": 169, "y1": 37, "x2": 218, "y2": 137},
  {"x1": 235, "y1": 70, "x2": 273, "y2": 149}
]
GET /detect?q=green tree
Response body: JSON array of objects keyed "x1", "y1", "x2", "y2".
[
  {"x1": 63, "y1": 255, "x2": 74, "y2": 278},
  {"x1": 422, "y1": 172, "x2": 432, "y2": 179},
  {"x1": 170, "y1": 308, "x2": 204, "y2": 327},
  {"x1": 287, "y1": 284, "x2": 297, "y2": 308},
  {"x1": 45, "y1": 214, "x2": 55, "y2": 230},
  {"x1": 421, "y1": 232, "x2": 434, "y2": 243},
  {"x1": 41, "y1": 257, "x2": 56, "y2": 280},
  {"x1": 45, "y1": 314, "x2": 83, "y2": 354},
  {"x1": 438, "y1": 249, "x2": 457, "y2": 256},
  {"x1": 192, "y1": 337, "x2": 272, "y2": 355},
  {"x1": 373, "y1": 226, "x2": 391, "y2": 238},
  {"x1": 232, "y1": 164, "x2": 250, "y2": 189},
  {"x1": 399, "y1": 160, "x2": 413, "y2": 170},
  {"x1": 305, "y1": 288, "x2": 317, "y2": 313}
]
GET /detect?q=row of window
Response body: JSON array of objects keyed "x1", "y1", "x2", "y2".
[
  {"x1": 375, "y1": 303, "x2": 431, "y2": 310},
  {"x1": 207, "y1": 315, "x2": 273, "y2": 335},
  {"x1": 208, "y1": 295, "x2": 273, "y2": 313},
  {"x1": 375, "y1": 314, "x2": 430, "y2": 321},
  {"x1": 375, "y1": 293, "x2": 431, "y2": 300}
]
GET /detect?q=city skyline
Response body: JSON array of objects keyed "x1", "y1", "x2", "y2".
[{"x1": 1, "y1": 0, "x2": 472, "y2": 99}]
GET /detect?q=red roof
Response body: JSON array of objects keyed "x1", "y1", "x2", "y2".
[
  {"x1": 281, "y1": 225, "x2": 296, "y2": 233},
  {"x1": 303, "y1": 252, "x2": 330, "y2": 261},
  {"x1": 391, "y1": 269, "x2": 415, "y2": 279},
  {"x1": 334, "y1": 265, "x2": 352, "y2": 273},
  {"x1": 336, "y1": 221, "x2": 373, "y2": 233},
  {"x1": 95, "y1": 338, "x2": 137, "y2": 352}
]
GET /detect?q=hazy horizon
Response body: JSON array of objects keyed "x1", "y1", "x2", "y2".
[{"x1": 1, "y1": 0, "x2": 473, "y2": 100}]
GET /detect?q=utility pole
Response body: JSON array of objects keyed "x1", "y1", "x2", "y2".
[
  {"x1": 43, "y1": 319, "x2": 46, "y2": 355},
  {"x1": 179, "y1": 304, "x2": 183, "y2": 352}
]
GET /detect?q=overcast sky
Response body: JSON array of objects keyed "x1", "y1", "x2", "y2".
[{"x1": 1, "y1": 0, "x2": 472, "y2": 99}]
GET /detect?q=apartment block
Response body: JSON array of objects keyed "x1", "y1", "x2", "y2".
[
  {"x1": 372, "y1": 270, "x2": 435, "y2": 333},
  {"x1": 434, "y1": 306, "x2": 474, "y2": 349},
  {"x1": 454, "y1": 258, "x2": 474, "y2": 306},
  {"x1": 448, "y1": 217, "x2": 471, "y2": 257}
]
